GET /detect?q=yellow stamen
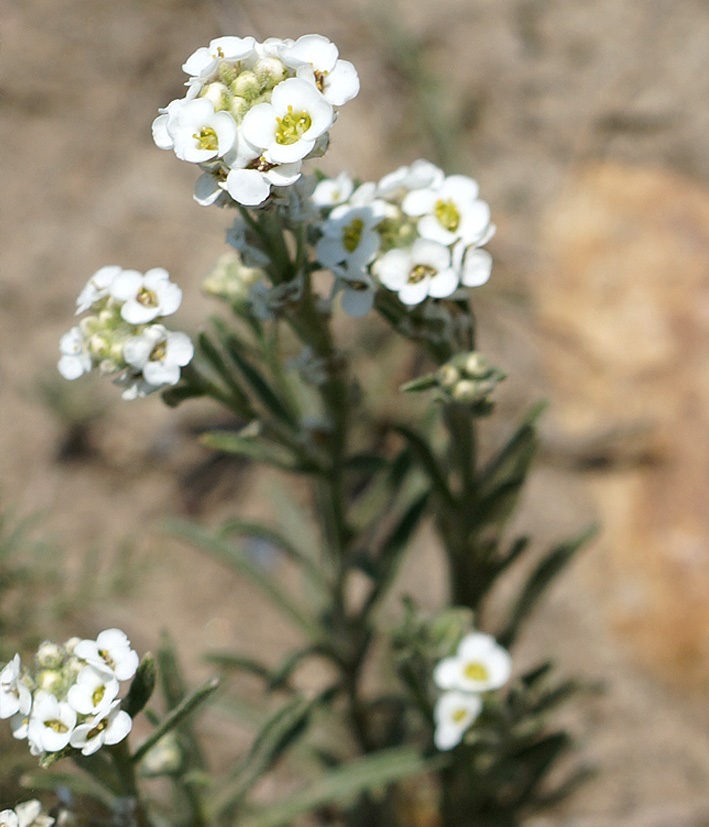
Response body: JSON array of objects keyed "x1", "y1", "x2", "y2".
[
  {"x1": 434, "y1": 199, "x2": 460, "y2": 232},
  {"x1": 150, "y1": 340, "x2": 167, "y2": 363},
  {"x1": 463, "y1": 661, "x2": 489, "y2": 682},
  {"x1": 136, "y1": 287, "x2": 158, "y2": 308},
  {"x1": 193, "y1": 126, "x2": 219, "y2": 152},
  {"x1": 92, "y1": 685, "x2": 106, "y2": 707},
  {"x1": 44, "y1": 719, "x2": 69, "y2": 733},
  {"x1": 451, "y1": 708, "x2": 468, "y2": 724},
  {"x1": 275, "y1": 106, "x2": 312, "y2": 145},
  {"x1": 342, "y1": 218, "x2": 364, "y2": 253},
  {"x1": 408, "y1": 264, "x2": 436, "y2": 284}
]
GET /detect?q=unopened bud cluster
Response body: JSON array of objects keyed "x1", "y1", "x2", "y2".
[
  {"x1": 0, "y1": 629, "x2": 138, "y2": 761},
  {"x1": 153, "y1": 34, "x2": 359, "y2": 207},
  {"x1": 402, "y1": 351, "x2": 505, "y2": 410},
  {"x1": 0, "y1": 800, "x2": 55, "y2": 827},
  {"x1": 58, "y1": 266, "x2": 194, "y2": 399},
  {"x1": 202, "y1": 250, "x2": 266, "y2": 307},
  {"x1": 313, "y1": 161, "x2": 495, "y2": 316}
]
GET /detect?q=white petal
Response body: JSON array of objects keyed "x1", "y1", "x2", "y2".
[
  {"x1": 104, "y1": 710, "x2": 132, "y2": 745},
  {"x1": 241, "y1": 103, "x2": 277, "y2": 150},
  {"x1": 461, "y1": 249, "x2": 493, "y2": 287},
  {"x1": 398, "y1": 280, "x2": 430, "y2": 306},
  {"x1": 433, "y1": 658, "x2": 461, "y2": 690},
  {"x1": 428, "y1": 268, "x2": 459, "y2": 298},
  {"x1": 109, "y1": 270, "x2": 143, "y2": 302},
  {"x1": 226, "y1": 168, "x2": 271, "y2": 206},
  {"x1": 166, "y1": 332, "x2": 194, "y2": 366},
  {"x1": 323, "y1": 60, "x2": 360, "y2": 105}
]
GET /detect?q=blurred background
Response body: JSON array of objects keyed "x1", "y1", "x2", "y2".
[{"x1": 1, "y1": 0, "x2": 709, "y2": 822}]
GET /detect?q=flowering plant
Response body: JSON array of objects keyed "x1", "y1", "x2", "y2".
[{"x1": 17, "y1": 31, "x2": 594, "y2": 827}]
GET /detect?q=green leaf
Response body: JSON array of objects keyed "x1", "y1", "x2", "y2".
[
  {"x1": 211, "y1": 694, "x2": 322, "y2": 818},
  {"x1": 161, "y1": 382, "x2": 206, "y2": 408},
  {"x1": 237, "y1": 747, "x2": 447, "y2": 827},
  {"x1": 197, "y1": 331, "x2": 253, "y2": 413},
  {"x1": 201, "y1": 430, "x2": 302, "y2": 471},
  {"x1": 478, "y1": 401, "x2": 547, "y2": 492},
  {"x1": 166, "y1": 519, "x2": 321, "y2": 639},
  {"x1": 219, "y1": 518, "x2": 328, "y2": 593},
  {"x1": 205, "y1": 652, "x2": 272, "y2": 681},
  {"x1": 399, "y1": 374, "x2": 438, "y2": 393},
  {"x1": 123, "y1": 653, "x2": 157, "y2": 717},
  {"x1": 131, "y1": 677, "x2": 220, "y2": 764},
  {"x1": 222, "y1": 333, "x2": 297, "y2": 427},
  {"x1": 498, "y1": 525, "x2": 597, "y2": 647},
  {"x1": 21, "y1": 770, "x2": 118, "y2": 810},
  {"x1": 393, "y1": 424, "x2": 454, "y2": 508}
]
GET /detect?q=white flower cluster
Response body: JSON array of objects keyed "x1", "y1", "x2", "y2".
[
  {"x1": 0, "y1": 629, "x2": 138, "y2": 759},
  {"x1": 313, "y1": 160, "x2": 495, "y2": 316},
  {"x1": 0, "y1": 800, "x2": 54, "y2": 827},
  {"x1": 153, "y1": 35, "x2": 359, "y2": 208},
  {"x1": 58, "y1": 266, "x2": 194, "y2": 399},
  {"x1": 432, "y1": 631, "x2": 511, "y2": 750}
]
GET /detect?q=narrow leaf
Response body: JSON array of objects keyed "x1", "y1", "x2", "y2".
[
  {"x1": 499, "y1": 525, "x2": 597, "y2": 647},
  {"x1": 238, "y1": 747, "x2": 446, "y2": 827},
  {"x1": 167, "y1": 519, "x2": 321, "y2": 639},
  {"x1": 393, "y1": 424, "x2": 454, "y2": 507},
  {"x1": 21, "y1": 770, "x2": 118, "y2": 809},
  {"x1": 201, "y1": 431, "x2": 300, "y2": 471},
  {"x1": 132, "y1": 677, "x2": 219, "y2": 764}
]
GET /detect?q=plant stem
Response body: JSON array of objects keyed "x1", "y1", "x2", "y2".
[{"x1": 109, "y1": 740, "x2": 151, "y2": 827}]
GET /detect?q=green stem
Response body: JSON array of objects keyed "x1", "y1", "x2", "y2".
[{"x1": 109, "y1": 740, "x2": 151, "y2": 827}]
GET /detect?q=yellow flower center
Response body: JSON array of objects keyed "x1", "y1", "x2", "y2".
[
  {"x1": 87, "y1": 718, "x2": 109, "y2": 740},
  {"x1": 136, "y1": 287, "x2": 158, "y2": 308},
  {"x1": 343, "y1": 218, "x2": 365, "y2": 253},
  {"x1": 193, "y1": 126, "x2": 219, "y2": 152},
  {"x1": 463, "y1": 661, "x2": 489, "y2": 682},
  {"x1": 434, "y1": 199, "x2": 460, "y2": 232},
  {"x1": 92, "y1": 685, "x2": 106, "y2": 707},
  {"x1": 150, "y1": 340, "x2": 168, "y2": 363},
  {"x1": 275, "y1": 106, "x2": 312, "y2": 145},
  {"x1": 44, "y1": 718, "x2": 69, "y2": 733},
  {"x1": 408, "y1": 264, "x2": 436, "y2": 284},
  {"x1": 451, "y1": 708, "x2": 469, "y2": 724},
  {"x1": 98, "y1": 648, "x2": 117, "y2": 671}
]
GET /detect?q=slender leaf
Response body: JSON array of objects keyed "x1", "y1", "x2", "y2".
[
  {"x1": 132, "y1": 678, "x2": 219, "y2": 764},
  {"x1": 21, "y1": 770, "x2": 118, "y2": 810},
  {"x1": 167, "y1": 519, "x2": 321, "y2": 639},
  {"x1": 478, "y1": 401, "x2": 547, "y2": 490},
  {"x1": 201, "y1": 431, "x2": 301, "y2": 471},
  {"x1": 498, "y1": 525, "x2": 597, "y2": 647},
  {"x1": 197, "y1": 331, "x2": 252, "y2": 412},
  {"x1": 238, "y1": 747, "x2": 447, "y2": 827},
  {"x1": 211, "y1": 694, "x2": 322, "y2": 818},
  {"x1": 393, "y1": 424, "x2": 454, "y2": 507}
]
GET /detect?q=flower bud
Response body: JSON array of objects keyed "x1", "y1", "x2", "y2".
[
  {"x1": 231, "y1": 70, "x2": 259, "y2": 99},
  {"x1": 35, "y1": 642, "x2": 64, "y2": 669},
  {"x1": 463, "y1": 352, "x2": 489, "y2": 379},
  {"x1": 200, "y1": 81, "x2": 230, "y2": 111},
  {"x1": 254, "y1": 57, "x2": 286, "y2": 88},
  {"x1": 436, "y1": 364, "x2": 460, "y2": 389},
  {"x1": 229, "y1": 95, "x2": 249, "y2": 121},
  {"x1": 35, "y1": 668, "x2": 62, "y2": 694},
  {"x1": 451, "y1": 379, "x2": 481, "y2": 403}
]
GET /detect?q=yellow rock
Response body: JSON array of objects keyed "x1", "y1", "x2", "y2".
[{"x1": 536, "y1": 162, "x2": 709, "y2": 687}]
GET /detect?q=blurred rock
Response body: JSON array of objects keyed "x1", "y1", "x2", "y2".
[{"x1": 536, "y1": 162, "x2": 709, "y2": 687}]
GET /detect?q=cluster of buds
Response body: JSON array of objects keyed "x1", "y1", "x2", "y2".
[
  {"x1": 401, "y1": 351, "x2": 506, "y2": 412},
  {"x1": 432, "y1": 631, "x2": 511, "y2": 750},
  {"x1": 0, "y1": 629, "x2": 138, "y2": 761},
  {"x1": 152, "y1": 35, "x2": 359, "y2": 207},
  {"x1": 57, "y1": 266, "x2": 194, "y2": 399},
  {"x1": 0, "y1": 801, "x2": 54, "y2": 827},
  {"x1": 202, "y1": 250, "x2": 266, "y2": 308},
  {"x1": 313, "y1": 160, "x2": 495, "y2": 316}
]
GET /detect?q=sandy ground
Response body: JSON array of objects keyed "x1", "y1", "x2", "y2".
[{"x1": 2, "y1": 0, "x2": 709, "y2": 822}]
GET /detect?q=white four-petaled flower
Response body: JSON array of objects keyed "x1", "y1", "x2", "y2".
[
  {"x1": 433, "y1": 690, "x2": 483, "y2": 751},
  {"x1": 69, "y1": 700, "x2": 132, "y2": 756},
  {"x1": 374, "y1": 238, "x2": 458, "y2": 306},
  {"x1": 122, "y1": 324, "x2": 194, "y2": 389},
  {"x1": 109, "y1": 268, "x2": 182, "y2": 325},
  {"x1": 73, "y1": 628, "x2": 139, "y2": 682},
  {"x1": 434, "y1": 632, "x2": 512, "y2": 694},
  {"x1": 0, "y1": 655, "x2": 31, "y2": 720}
]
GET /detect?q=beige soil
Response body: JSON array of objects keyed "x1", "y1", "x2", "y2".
[{"x1": 2, "y1": 0, "x2": 709, "y2": 823}]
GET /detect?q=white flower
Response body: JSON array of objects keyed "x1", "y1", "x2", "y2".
[
  {"x1": 402, "y1": 175, "x2": 491, "y2": 246},
  {"x1": 433, "y1": 632, "x2": 512, "y2": 694},
  {"x1": 73, "y1": 629, "x2": 139, "y2": 682},
  {"x1": 433, "y1": 690, "x2": 483, "y2": 750},
  {"x1": 69, "y1": 700, "x2": 132, "y2": 756},
  {"x1": 0, "y1": 655, "x2": 31, "y2": 720},
  {"x1": 0, "y1": 810, "x2": 18, "y2": 827},
  {"x1": 67, "y1": 665, "x2": 119, "y2": 716},
  {"x1": 182, "y1": 36, "x2": 257, "y2": 83},
  {"x1": 162, "y1": 98, "x2": 237, "y2": 164},
  {"x1": 316, "y1": 203, "x2": 385, "y2": 270},
  {"x1": 330, "y1": 265, "x2": 376, "y2": 318},
  {"x1": 123, "y1": 325, "x2": 194, "y2": 390},
  {"x1": 280, "y1": 34, "x2": 360, "y2": 106},
  {"x1": 312, "y1": 171, "x2": 354, "y2": 208},
  {"x1": 225, "y1": 159, "x2": 303, "y2": 207},
  {"x1": 76, "y1": 265, "x2": 122, "y2": 313},
  {"x1": 27, "y1": 691, "x2": 77, "y2": 753},
  {"x1": 241, "y1": 77, "x2": 334, "y2": 165},
  {"x1": 377, "y1": 159, "x2": 444, "y2": 199},
  {"x1": 58, "y1": 326, "x2": 92, "y2": 381},
  {"x1": 373, "y1": 239, "x2": 458, "y2": 306},
  {"x1": 456, "y1": 246, "x2": 493, "y2": 288},
  {"x1": 109, "y1": 267, "x2": 182, "y2": 325},
  {"x1": 14, "y1": 801, "x2": 54, "y2": 827}
]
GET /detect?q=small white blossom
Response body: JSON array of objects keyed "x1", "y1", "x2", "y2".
[
  {"x1": 73, "y1": 629, "x2": 139, "y2": 682},
  {"x1": 109, "y1": 268, "x2": 182, "y2": 325},
  {"x1": 27, "y1": 691, "x2": 76, "y2": 754},
  {"x1": 0, "y1": 655, "x2": 31, "y2": 720},
  {"x1": 57, "y1": 327, "x2": 92, "y2": 381},
  {"x1": 331, "y1": 265, "x2": 376, "y2": 318},
  {"x1": 433, "y1": 632, "x2": 511, "y2": 694},
  {"x1": 281, "y1": 34, "x2": 360, "y2": 106},
  {"x1": 14, "y1": 801, "x2": 54, "y2": 827},
  {"x1": 182, "y1": 36, "x2": 258, "y2": 84},
  {"x1": 433, "y1": 690, "x2": 483, "y2": 751},
  {"x1": 312, "y1": 171, "x2": 354, "y2": 208},
  {"x1": 456, "y1": 246, "x2": 493, "y2": 288},
  {"x1": 377, "y1": 159, "x2": 444, "y2": 199},
  {"x1": 163, "y1": 98, "x2": 238, "y2": 164},
  {"x1": 69, "y1": 700, "x2": 132, "y2": 756},
  {"x1": 76, "y1": 265, "x2": 122, "y2": 313},
  {"x1": 316, "y1": 203, "x2": 385, "y2": 270},
  {"x1": 122, "y1": 325, "x2": 194, "y2": 391},
  {"x1": 225, "y1": 159, "x2": 303, "y2": 207},
  {"x1": 0, "y1": 810, "x2": 18, "y2": 827},
  {"x1": 67, "y1": 665, "x2": 119, "y2": 716},
  {"x1": 374, "y1": 238, "x2": 458, "y2": 306},
  {"x1": 241, "y1": 77, "x2": 334, "y2": 165},
  {"x1": 402, "y1": 175, "x2": 491, "y2": 246}
]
